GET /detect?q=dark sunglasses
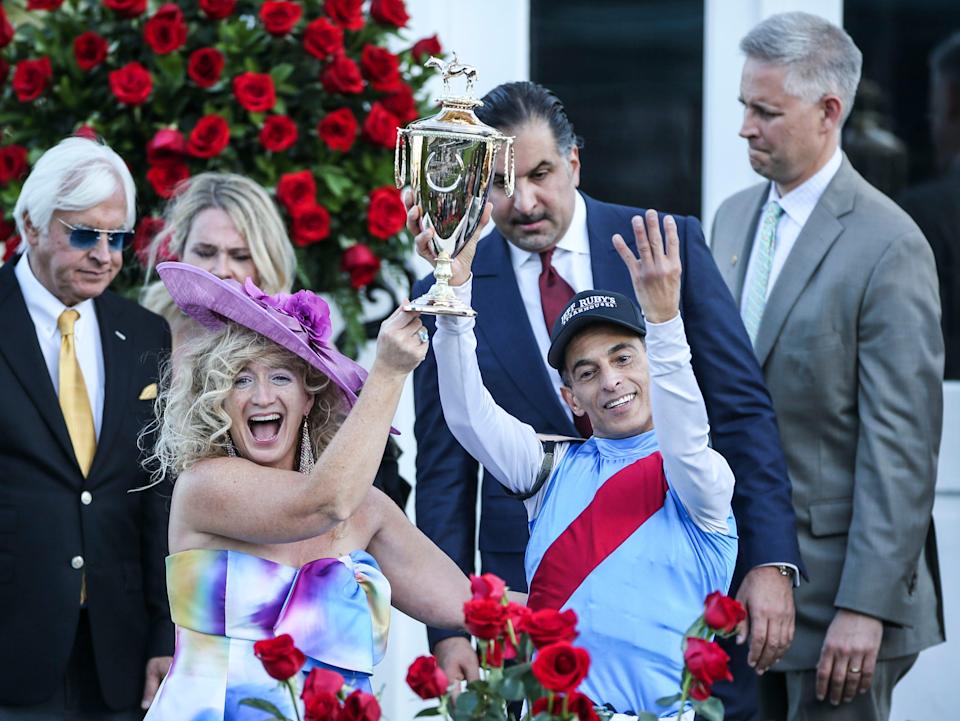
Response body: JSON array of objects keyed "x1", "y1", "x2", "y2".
[{"x1": 58, "y1": 218, "x2": 135, "y2": 252}]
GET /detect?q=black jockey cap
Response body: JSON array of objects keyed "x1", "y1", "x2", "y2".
[{"x1": 547, "y1": 290, "x2": 647, "y2": 370}]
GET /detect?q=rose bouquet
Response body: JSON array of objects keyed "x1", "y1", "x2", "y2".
[
  {"x1": 0, "y1": 0, "x2": 443, "y2": 353},
  {"x1": 246, "y1": 634, "x2": 382, "y2": 721},
  {"x1": 405, "y1": 575, "x2": 746, "y2": 721}
]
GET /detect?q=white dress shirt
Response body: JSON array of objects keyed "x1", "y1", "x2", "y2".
[
  {"x1": 507, "y1": 191, "x2": 592, "y2": 409},
  {"x1": 15, "y1": 254, "x2": 105, "y2": 438},
  {"x1": 740, "y1": 147, "x2": 843, "y2": 309}
]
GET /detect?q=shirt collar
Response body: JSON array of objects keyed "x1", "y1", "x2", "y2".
[
  {"x1": 766, "y1": 146, "x2": 843, "y2": 228},
  {"x1": 15, "y1": 251, "x2": 97, "y2": 339},
  {"x1": 508, "y1": 190, "x2": 589, "y2": 273},
  {"x1": 592, "y1": 427, "x2": 658, "y2": 460}
]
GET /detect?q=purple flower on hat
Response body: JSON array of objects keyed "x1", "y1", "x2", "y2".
[
  {"x1": 282, "y1": 290, "x2": 333, "y2": 346},
  {"x1": 243, "y1": 278, "x2": 288, "y2": 311}
]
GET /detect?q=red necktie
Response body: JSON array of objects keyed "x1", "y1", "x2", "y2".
[{"x1": 538, "y1": 249, "x2": 592, "y2": 438}]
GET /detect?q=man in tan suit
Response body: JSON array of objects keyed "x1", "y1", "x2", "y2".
[{"x1": 711, "y1": 12, "x2": 944, "y2": 721}]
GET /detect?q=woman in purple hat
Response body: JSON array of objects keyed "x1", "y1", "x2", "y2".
[{"x1": 141, "y1": 262, "x2": 471, "y2": 720}]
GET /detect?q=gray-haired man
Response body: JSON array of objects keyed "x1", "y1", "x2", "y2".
[{"x1": 712, "y1": 12, "x2": 944, "y2": 721}]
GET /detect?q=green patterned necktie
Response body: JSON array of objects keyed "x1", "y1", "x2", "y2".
[{"x1": 742, "y1": 200, "x2": 784, "y2": 345}]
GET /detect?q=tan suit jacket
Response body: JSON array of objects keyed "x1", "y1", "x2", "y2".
[{"x1": 711, "y1": 157, "x2": 945, "y2": 669}]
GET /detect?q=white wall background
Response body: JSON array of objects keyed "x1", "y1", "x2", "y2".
[{"x1": 371, "y1": 2, "x2": 956, "y2": 720}]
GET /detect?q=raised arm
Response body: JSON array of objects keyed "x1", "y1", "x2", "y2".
[{"x1": 613, "y1": 210, "x2": 734, "y2": 532}]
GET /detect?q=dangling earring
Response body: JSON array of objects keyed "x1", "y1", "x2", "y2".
[
  {"x1": 299, "y1": 417, "x2": 315, "y2": 474},
  {"x1": 225, "y1": 433, "x2": 238, "y2": 457}
]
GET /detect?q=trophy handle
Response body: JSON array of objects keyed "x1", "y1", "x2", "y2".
[{"x1": 394, "y1": 129, "x2": 407, "y2": 188}]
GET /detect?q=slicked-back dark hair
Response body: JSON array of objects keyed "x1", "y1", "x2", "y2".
[
  {"x1": 476, "y1": 81, "x2": 583, "y2": 155},
  {"x1": 932, "y1": 32, "x2": 960, "y2": 84}
]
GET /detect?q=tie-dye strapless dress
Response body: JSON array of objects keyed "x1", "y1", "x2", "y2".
[{"x1": 145, "y1": 548, "x2": 390, "y2": 721}]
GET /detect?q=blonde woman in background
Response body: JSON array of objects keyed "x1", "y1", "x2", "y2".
[{"x1": 141, "y1": 172, "x2": 297, "y2": 347}]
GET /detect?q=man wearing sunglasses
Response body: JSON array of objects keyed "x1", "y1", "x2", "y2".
[{"x1": 0, "y1": 137, "x2": 173, "y2": 720}]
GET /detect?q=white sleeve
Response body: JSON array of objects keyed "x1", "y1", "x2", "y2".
[
  {"x1": 647, "y1": 314, "x2": 734, "y2": 533},
  {"x1": 433, "y1": 278, "x2": 545, "y2": 494}
]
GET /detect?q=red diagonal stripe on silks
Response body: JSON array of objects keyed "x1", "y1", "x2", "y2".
[{"x1": 527, "y1": 451, "x2": 668, "y2": 611}]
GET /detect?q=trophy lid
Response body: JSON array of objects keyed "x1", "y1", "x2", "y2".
[{"x1": 402, "y1": 54, "x2": 509, "y2": 142}]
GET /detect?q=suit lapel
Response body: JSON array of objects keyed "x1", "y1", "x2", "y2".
[
  {"x1": 88, "y1": 291, "x2": 132, "y2": 479},
  {"x1": 0, "y1": 259, "x2": 76, "y2": 464},
  {"x1": 584, "y1": 194, "x2": 636, "y2": 293},
  {"x1": 754, "y1": 159, "x2": 857, "y2": 366},
  {"x1": 728, "y1": 191, "x2": 766, "y2": 302},
  {"x1": 472, "y1": 230, "x2": 572, "y2": 429}
]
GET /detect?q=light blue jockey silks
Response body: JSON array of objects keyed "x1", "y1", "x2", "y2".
[{"x1": 525, "y1": 431, "x2": 738, "y2": 716}]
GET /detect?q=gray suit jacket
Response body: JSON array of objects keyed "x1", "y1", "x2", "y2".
[{"x1": 711, "y1": 157, "x2": 945, "y2": 670}]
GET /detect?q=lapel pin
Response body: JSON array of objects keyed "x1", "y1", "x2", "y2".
[
  {"x1": 114, "y1": 330, "x2": 127, "y2": 341},
  {"x1": 731, "y1": 255, "x2": 738, "y2": 266}
]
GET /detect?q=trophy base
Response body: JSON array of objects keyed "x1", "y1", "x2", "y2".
[{"x1": 404, "y1": 291, "x2": 477, "y2": 317}]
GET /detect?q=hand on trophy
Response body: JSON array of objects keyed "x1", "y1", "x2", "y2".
[{"x1": 404, "y1": 188, "x2": 492, "y2": 288}]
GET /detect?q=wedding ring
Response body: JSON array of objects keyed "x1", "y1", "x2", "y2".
[
  {"x1": 417, "y1": 327, "x2": 429, "y2": 344},
  {"x1": 848, "y1": 667, "x2": 861, "y2": 674}
]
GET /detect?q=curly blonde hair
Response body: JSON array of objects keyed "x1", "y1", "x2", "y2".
[{"x1": 144, "y1": 324, "x2": 347, "y2": 484}]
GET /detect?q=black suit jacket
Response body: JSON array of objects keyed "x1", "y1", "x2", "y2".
[
  {"x1": 0, "y1": 258, "x2": 173, "y2": 709},
  {"x1": 413, "y1": 193, "x2": 803, "y2": 648}
]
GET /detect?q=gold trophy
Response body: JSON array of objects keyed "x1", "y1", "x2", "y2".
[{"x1": 395, "y1": 54, "x2": 515, "y2": 317}]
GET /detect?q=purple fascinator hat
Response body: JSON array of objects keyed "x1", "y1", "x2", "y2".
[{"x1": 157, "y1": 262, "x2": 367, "y2": 409}]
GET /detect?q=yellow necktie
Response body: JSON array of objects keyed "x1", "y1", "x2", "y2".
[{"x1": 57, "y1": 309, "x2": 96, "y2": 477}]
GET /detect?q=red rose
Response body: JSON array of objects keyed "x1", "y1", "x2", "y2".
[
  {"x1": 470, "y1": 573, "x2": 507, "y2": 601},
  {"x1": 74, "y1": 125, "x2": 98, "y2": 140},
  {"x1": 73, "y1": 32, "x2": 108, "y2": 71},
  {"x1": 317, "y1": 108, "x2": 357, "y2": 152},
  {"x1": 260, "y1": 1, "x2": 302, "y2": 36},
  {"x1": 147, "y1": 161, "x2": 190, "y2": 199},
  {"x1": 292, "y1": 205, "x2": 331, "y2": 246},
  {"x1": 13, "y1": 58, "x2": 53, "y2": 102},
  {"x1": 0, "y1": 7, "x2": 14, "y2": 48},
  {"x1": 28, "y1": 0, "x2": 64, "y2": 10},
  {"x1": 485, "y1": 638, "x2": 509, "y2": 668},
  {"x1": 233, "y1": 72, "x2": 276, "y2": 112},
  {"x1": 703, "y1": 591, "x2": 746, "y2": 634},
  {"x1": 102, "y1": 0, "x2": 146, "y2": 18},
  {"x1": 187, "y1": 115, "x2": 230, "y2": 158},
  {"x1": 405, "y1": 655, "x2": 447, "y2": 700},
  {"x1": 109, "y1": 62, "x2": 153, "y2": 105},
  {"x1": 360, "y1": 45, "x2": 402, "y2": 92},
  {"x1": 411, "y1": 35, "x2": 442, "y2": 63},
  {"x1": 147, "y1": 128, "x2": 186, "y2": 164},
  {"x1": 362, "y1": 102, "x2": 399, "y2": 149},
  {"x1": 370, "y1": 0, "x2": 409, "y2": 27},
  {"x1": 302, "y1": 690, "x2": 339, "y2": 721},
  {"x1": 366, "y1": 186, "x2": 406, "y2": 240},
  {"x1": 188, "y1": 47, "x2": 225, "y2": 88},
  {"x1": 321, "y1": 54, "x2": 363, "y2": 95},
  {"x1": 505, "y1": 601, "x2": 532, "y2": 639},
  {"x1": 0, "y1": 145, "x2": 29, "y2": 185},
  {"x1": 3, "y1": 235, "x2": 22, "y2": 263},
  {"x1": 683, "y1": 637, "x2": 733, "y2": 686},
  {"x1": 276, "y1": 171, "x2": 316, "y2": 213},
  {"x1": 690, "y1": 679, "x2": 712, "y2": 701},
  {"x1": 382, "y1": 84, "x2": 418, "y2": 124},
  {"x1": 301, "y1": 668, "x2": 344, "y2": 721},
  {"x1": 518, "y1": 608, "x2": 578, "y2": 649},
  {"x1": 302, "y1": 667, "x2": 344, "y2": 698},
  {"x1": 199, "y1": 0, "x2": 236, "y2": 20},
  {"x1": 531, "y1": 642, "x2": 590, "y2": 694},
  {"x1": 463, "y1": 598, "x2": 508, "y2": 640},
  {"x1": 132, "y1": 216, "x2": 168, "y2": 266},
  {"x1": 260, "y1": 115, "x2": 298, "y2": 153},
  {"x1": 253, "y1": 634, "x2": 306, "y2": 681},
  {"x1": 303, "y1": 18, "x2": 343, "y2": 60},
  {"x1": 324, "y1": 0, "x2": 363, "y2": 30},
  {"x1": 144, "y1": 4, "x2": 187, "y2": 54},
  {"x1": 339, "y1": 690, "x2": 380, "y2": 721},
  {"x1": 532, "y1": 691, "x2": 598, "y2": 721}
]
